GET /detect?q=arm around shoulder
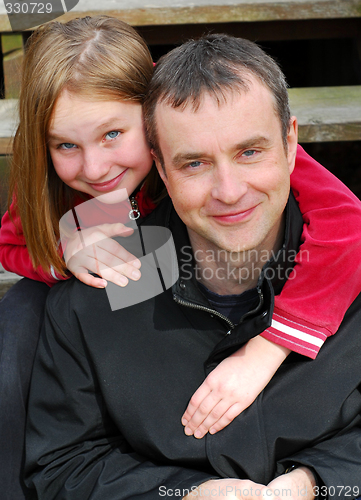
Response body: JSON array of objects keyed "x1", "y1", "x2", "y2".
[{"x1": 264, "y1": 145, "x2": 361, "y2": 358}]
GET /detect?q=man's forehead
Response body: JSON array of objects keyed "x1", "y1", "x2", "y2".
[{"x1": 154, "y1": 76, "x2": 273, "y2": 119}]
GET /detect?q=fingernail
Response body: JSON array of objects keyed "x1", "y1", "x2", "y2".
[
  {"x1": 209, "y1": 428, "x2": 216, "y2": 435},
  {"x1": 118, "y1": 277, "x2": 128, "y2": 287},
  {"x1": 184, "y1": 427, "x2": 193, "y2": 436},
  {"x1": 133, "y1": 260, "x2": 141, "y2": 269},
  {"x1": 97, "y1": 280, "x2": 107, "y2": 288},
  {"x1": 194, "y1": 430, "x2": 203, "y2": 439},
  {"x1": 132, "y1": 270, "x2": 141, "y2": 280},
  {"x1": 181, "y1": 418, "x2": 188, "y2": 426}
]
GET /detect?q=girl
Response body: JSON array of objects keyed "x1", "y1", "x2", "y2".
[{"x1": 0, "y1": 15, "x2": 361, "y2": 498}]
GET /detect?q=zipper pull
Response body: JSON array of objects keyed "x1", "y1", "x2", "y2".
[{"x1": 129, "y1": 197, "x2": 140, "y2": 220}]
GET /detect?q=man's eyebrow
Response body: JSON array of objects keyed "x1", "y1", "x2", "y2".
[
  {"x1": 234, "y1": 136, "x2": 272, "y2": 150},
  {"x1": 171, "y1": 136, "x2": 271, "y2": 166},
  {"x1": 172, "y1": 152, "x2": 206, "y2": 167}
]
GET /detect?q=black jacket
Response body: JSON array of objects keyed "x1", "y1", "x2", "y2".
[{"x1": 25, "y1": 196, "x2": 361, "y2": 499}]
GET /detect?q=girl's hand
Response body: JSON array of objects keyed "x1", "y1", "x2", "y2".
[
  {"x1": 63, "y1": 223, "x2": 141, "y2": 288},
  {"x1": 181, "y1": 336, "x2": 290, "y2": 438}
]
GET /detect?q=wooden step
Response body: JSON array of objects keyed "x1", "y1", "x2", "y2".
[
  {"x1": 0, "y1": 86, "x2": 360, "y2": 154},
  {"x1": 288, "y1": 86, "x2": 361, "y2": 143},
  {"x1": 0, "y1": 0, "x2": 360, "y2": 31},
  {"x1": 0, "y1": 98, "x2": 16, "y2": 154}
]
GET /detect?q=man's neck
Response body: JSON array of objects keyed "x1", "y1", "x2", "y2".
[{"x1": 187, "y1": 220, "x2": 285, "y2": 296}]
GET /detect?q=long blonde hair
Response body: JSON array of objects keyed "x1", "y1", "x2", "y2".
[{"x1": 8, "y1": 15, "x2": 154, "y2": 276}]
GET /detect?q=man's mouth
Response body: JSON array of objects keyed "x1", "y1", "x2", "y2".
[{"x1": 211, "y1": 205, "x2": 258, "y2": 224}]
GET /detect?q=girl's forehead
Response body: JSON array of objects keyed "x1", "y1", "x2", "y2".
[{"x1": 48, "y1": 92, "x2": 144, "y2": 138}]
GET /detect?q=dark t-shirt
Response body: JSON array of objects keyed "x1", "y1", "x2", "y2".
[{"x1": 198, "y1": 282, "x2": 259, "y2": 325}]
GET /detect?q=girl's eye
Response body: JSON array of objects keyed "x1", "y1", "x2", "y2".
[
  {"x1": 105, "y1": 131, "x2": 120, "y2": 140},
  {"x1": 59, "y1": 143, "x2": 76, "y2": 150}
]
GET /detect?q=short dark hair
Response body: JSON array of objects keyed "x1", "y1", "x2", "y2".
[{"x1": 144, "y1": 34, "x2": 291, "y2": 165}]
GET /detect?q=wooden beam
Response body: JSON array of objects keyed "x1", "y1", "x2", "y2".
[
  {"x1": 1, "y1": 33, "x2": 24, "y2": 99},
  {"x1": 0, "y1": 99, "x2": 17, "y2": 154},
  {"x1": 0, "y1": 0, "x2": 360, "y2": 31},
  {"x1": 0, "y1": 137, "x2": 13, "y2": 155},
  {"x1": 289, "y1": 86, "x2": 361, "y2": 142}
]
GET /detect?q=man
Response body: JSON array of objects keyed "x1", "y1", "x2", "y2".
[{"x1": 25, "y1": 35, "x2": 361, "y2": 499}]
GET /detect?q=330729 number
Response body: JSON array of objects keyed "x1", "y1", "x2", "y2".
[
  {"x1": 5, "y1": 3, "x2": 53, "y2": 14},
  {"x1": 313, "y1": 485, "x2": 360, "y2": 497}
]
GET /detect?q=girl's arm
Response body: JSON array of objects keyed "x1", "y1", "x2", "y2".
[
  {"x1": 0, "y1": 199, "x2": 64, "y2": 286},
  {"x1": 0, "y1": 194, "x2": 146, "y2": 289},
  {"x1": 262, "y1": 145, "x2": 361, "y2": 359}
]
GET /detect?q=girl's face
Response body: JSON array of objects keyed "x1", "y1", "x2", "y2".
[{"x1": 48, "y1": 90, "x2": 153, "y2": 202}]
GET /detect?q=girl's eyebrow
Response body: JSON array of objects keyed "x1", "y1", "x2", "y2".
[
  {"x1": 94, "y1": 119, "x2": 125, "y2": 131},
  {"x1": 47, "y1": 132, "x2": 69, "y2": 141},
  {"x1": 48, "y1": 118, "x2": 126, "y2": 141}
]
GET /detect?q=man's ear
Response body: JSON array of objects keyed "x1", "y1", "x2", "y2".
[
  {"x1": 151, "y1": 149, "x2": 171, "y2": 197},
  {"x1": 287, "y1": 116, "x2": 298, "y2": 175}
]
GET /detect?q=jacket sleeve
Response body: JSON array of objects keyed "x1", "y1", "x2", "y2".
[
  {"x1": 0, "y1": 199, "x2": 66, "y2": 286},
  {"x1": 25, "y1": 288, "x2": 216, "y2": 499},
  {"x1": 261, "y1": 145, "x2": 361, "y2": 359},
  {"x1": 277, "y1": 425, "x2": 361, "y2": 499}
]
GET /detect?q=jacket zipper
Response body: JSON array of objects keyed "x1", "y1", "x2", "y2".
[
  {"x1": 173, "y1": 294, "x2": 235, "y2": 331},
  {"x1": 173, "y1": 287, "x2": 264, "y2": 334},
  {"x1": 129, "y1": 197, "x2": 140, "y2": 220}
]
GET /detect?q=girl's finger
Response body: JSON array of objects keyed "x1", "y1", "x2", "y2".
[
  {"x1": 73, "y1": 271, "x2": 107, "y2": 289},
  {"x1": 183, "y1": 391, "x2": 222, "y2": 436},
  {"x1": 181, "y1": 379, "x2": 214, "y2": 426},
  {"x1": 208, "y1": 403, "x2": 244, "y2": 435}
]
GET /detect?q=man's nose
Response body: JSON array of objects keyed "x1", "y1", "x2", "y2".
[
  {"x1": 82, "y1": 148, "x2": 111, "y2": 181},
  {"x1": 211, "y1": 161, "x2": 248, "y2": 204}
]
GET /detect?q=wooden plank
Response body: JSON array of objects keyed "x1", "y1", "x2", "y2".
[
  {"x1": 289, "y1": 86, "x2": 361, "y2": 142},
  {"x1": 0, "y1": 98, "x2": 17, "y2": 153},
  {"x1": 1, "y1": 33, "x2": 24, "y2": 98},
  {"x1": 0, "y1": 155, "x2": 10, "y2": 222},
  {"x1": 0, "y1": 87, "x2": 360, "y2": 153},
  {"x1": 0, "y1": 137, "x2": 13, "y2": 155},
  {"x1": 0, "y1": 0, "x2": 360, "y2": 31}
]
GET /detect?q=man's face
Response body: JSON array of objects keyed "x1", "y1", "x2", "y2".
[{"x1": 154, "y1": 77, "x2": 298, "y2": 256}]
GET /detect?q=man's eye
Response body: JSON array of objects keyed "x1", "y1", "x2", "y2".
[
  {"x1": 59, "y1": 143, "x2": 76, "y2": 150},
  {"x1": 188, "y1": 161, "x2": 202, "y2": 168},
  {"x1": 243, "y1": 149, "x2": 256, "y2": 157},
  {"x1": 105, "y1": 131, "x2": 120, "y2": 140}
]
